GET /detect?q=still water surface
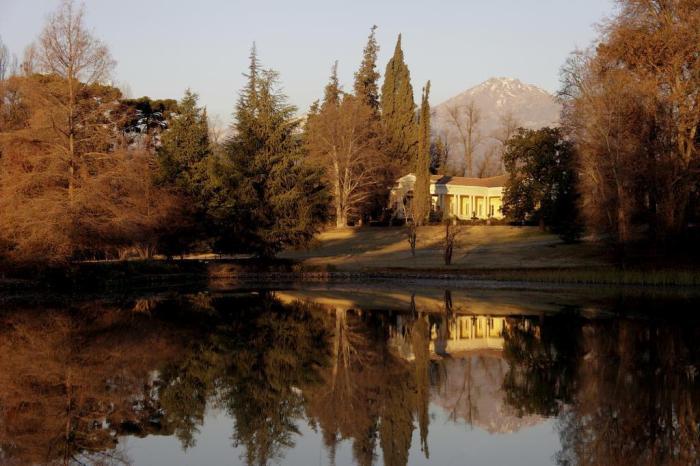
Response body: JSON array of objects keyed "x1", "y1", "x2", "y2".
[{"x1": 0, "y1": 285, "x2": 698, "y2": 465}]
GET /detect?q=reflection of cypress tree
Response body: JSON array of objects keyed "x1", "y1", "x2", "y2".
[
  {"x1": 379, "y1": 364, "x2": 413, "y2": 466},
  {"x1": 444, "y1": 290, "x2": 453, "y2": 318},
  {"x1": 411, "y1": 314, "x2": 431, "y2": 459},
  {"x1": 379, "y1": 348, "x2": 414, "y2": 466}
]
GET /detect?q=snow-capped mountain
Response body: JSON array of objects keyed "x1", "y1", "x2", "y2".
[{"x1": 431, "y1": 77, "x2": 561, "y2": 175}]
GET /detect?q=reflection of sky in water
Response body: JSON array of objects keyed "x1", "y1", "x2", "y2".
[
  {"x1": 3, "y1": 287, "x2": 699, "y2": 466},
  {"x1": 125, "y1": 405, "x2": 558, "y2": 466}
]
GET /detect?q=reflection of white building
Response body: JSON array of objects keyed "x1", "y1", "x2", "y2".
[
  {"x1": 432, "y1": 315, "x2": 506, "y2": 355},
  {"x1": 388, "y1": 314, "x2": 544, "y2": 434},
  {"x1": 389, "y1": 174, "x2": 506, "y2": 220},
  {"x1": 390, "y1": 315, "x2": 508, "y2": 360}
]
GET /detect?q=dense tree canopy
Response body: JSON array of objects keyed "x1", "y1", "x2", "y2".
[
  {"x1": 207, "y1": 46, "x2": 328, "y2": 256},
  {"x1": 381, "y1": 34, "x2": 417, "y2": 172},
  {"x1": 502, "y1": 127, "x2": 582, "y2": 241},
  {"x1": 561, "y1": 0, "x2": 700, "y2": 246}
]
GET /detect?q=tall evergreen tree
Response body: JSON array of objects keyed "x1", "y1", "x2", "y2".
[
  {"x1": 157, "y1": 89, "x2": 211, "y2": 199},
  {"x1": 155, "y1": 89, "x2": 212, "y2": 256},
  {"x1": 208, "y1": 46, "x2": 327, "y2": 257},
  {"x1": 353, "y1": 25, "x2": 380, "y2": 114},
  {"x1": 324, "y1": 61, "x2": 341, "y2": 108},
  {"x1": 413, "y1": 81, "x2": 431, "y2": 226},
  {"x1": 352, "y1": 26, "x2": 390, "y2": 221},
  {"x1": 381, "y1": 34, "x2": 417, "y2": 171}
]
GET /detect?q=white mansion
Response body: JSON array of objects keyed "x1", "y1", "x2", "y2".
[{"x1": 389, "y1": 173, "x2": 507, "y2": 220}]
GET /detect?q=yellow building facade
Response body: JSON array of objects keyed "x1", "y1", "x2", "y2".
[{"x1": 390, "y1": 174, "x2": 507, "y2": 220}]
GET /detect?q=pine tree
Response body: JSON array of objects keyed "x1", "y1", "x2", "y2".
[
  {"x1": 323, "y1": 61, "x2": 341, "y2": 108},
  {"x1": 208, "y1": 46, "x2": 328, "y2": 257},
  {"x1": 413, "y1": 81, "x2": 431, "y2": 226},
  {"x1": 381, "y1": 34, "x2": 417, "y2": 171},
  {"x1": 154, "y1": 89, "x2": 212, "y2": 257},
  {"x1": 353, "y1": 25, "x2": 380, "y2": 114},
  {"x1": 352, "y1": 27, "x2": 389, "y2": 221},
  {"x1": 157, "y1": 89, "x2": 211, "y2": 199}
]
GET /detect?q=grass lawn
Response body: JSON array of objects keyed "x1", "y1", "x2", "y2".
[{"x1": 281, "y1": 225, "x2": 608, "y2": 271}]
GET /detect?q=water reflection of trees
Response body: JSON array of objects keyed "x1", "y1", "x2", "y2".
[
  {"x1": 2, "y1": 292, "x2": 699, "y2": 466},
  {"x1": 303, "y1": 304, "x2": 430, "y2": 466},
  {"x1": 502, "y1": 313, "x2": 700, "y2": 466},
  {"x1": 0, "y1": 302, "x2": 193, "y2": 465}
]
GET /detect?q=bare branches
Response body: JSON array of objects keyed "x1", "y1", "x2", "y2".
[
  {"x1": 563, "y1": 0, "x2": 700, "y2": 243},
  {"x1": 446, "y1": 100, "x2": 481, "y2": 177},
  {"x1": 306, "y1": 95, "x2": 380, "y2": 227},
  {"x1": 0, "y1": 35, "x2": 10, "y2": 81},
  {"x1": 36, "y1": 0, "x2": 115, "y2": 85}
]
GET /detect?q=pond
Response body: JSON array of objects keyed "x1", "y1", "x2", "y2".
[{"x1": 0, "y1": 284, "x2": 698, "y2": 465}]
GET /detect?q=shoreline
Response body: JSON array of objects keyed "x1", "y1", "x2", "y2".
[{"x1": 2, "y1": 259, "x2": 700, "y2": 293}]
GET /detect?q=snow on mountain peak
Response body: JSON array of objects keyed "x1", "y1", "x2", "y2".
[{"x1": 431, "y1": 77, "x2": 561, "y2": 175}]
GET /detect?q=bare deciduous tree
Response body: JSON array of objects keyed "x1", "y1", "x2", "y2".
[
  {"x1": 561, "y1": 51, "x2": 649, "y2": 244},
  {"x1": 21, "y1": 43, "x2": 38, "y2": 75},
  {"x1": 407, "y1": 223, "x2": 417, "y2": 257},
  {"x1": 306, "y1": 95, "x2": 380, "y2": 228},
  {"x1": 35, "y1": 0, "x2": 116, "y2": 203},
  {"x1": 476, "y1": 144, "x2": 500, "y2": 178},
  {"x1": 492, "y1": 111, "x2": 520, "y2": 173},
  {"x1": 561, "y1": 0, "x2": 700, "y2": 245},
  {"x1": 0, "y1": 36, "x2": 10, "y2": 81},
  {"x1": 0, "y1": 1, "x2": 178, "y2": 264},
  {"x1": 443, "y1": 221, "x2": 460, "y2": 265},
  {"x1": 207, "y1": 113, "x2": 226, "y2": 145},
  {"x1": 446, "y1": 100, "x2": 481, "y2": 177}
]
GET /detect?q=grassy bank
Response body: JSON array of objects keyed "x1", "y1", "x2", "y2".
[
  {"x1": 281, "y1": 225, "x2": 608, "y2": 270},
  {"x1": 2, "y1": 226, "x2": 698, "y2": 291}
]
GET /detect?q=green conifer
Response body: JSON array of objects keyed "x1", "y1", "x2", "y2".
[
  {"x1": 208, "y1": 45, "x2": 327, "y2": 257},
  {"x1": 323, "y1": 61, "x2": 341, "y2": 108},
  {"x1": 157, "y1": 89, "x2": 211, "y2": 198},
  {"x1": 353, "y1": 25, "x2": 380, "y2": 113},
  {"x1": 381, "y1": 34, "x2": 418, "y2": 171},
  {"x1": 156, "y1": 89, "x2": 211, "y2": 255},
  {"x1": 413, "y1": 81, "x2": 431, "y2": 226}
]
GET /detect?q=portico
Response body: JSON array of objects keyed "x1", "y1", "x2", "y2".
[{"x1": 390, "y1": 174, "x2": 506, "y2": 220}]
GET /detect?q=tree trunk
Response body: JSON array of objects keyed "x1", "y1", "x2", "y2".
[{"x1": 336, "y1": 204, "x2": 347, "y2": 228}]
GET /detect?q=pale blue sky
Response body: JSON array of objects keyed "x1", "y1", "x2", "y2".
[{"x1": 0, "y1": 0, "x2": 615, "y2": 123}]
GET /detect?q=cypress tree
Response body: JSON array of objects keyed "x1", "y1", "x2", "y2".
[
  {"x1": 353, "y1": 25, "x2": 380, "y2": 114},
  {"x1": 381, "y1": 34, "x2": 417, "y2": 171},
  {"x1": 208, "y1": 45, "x2": 328, "y2": 257},
  {"x1": 413, "y1": 81, "x2": 431, "y2": 226}
]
